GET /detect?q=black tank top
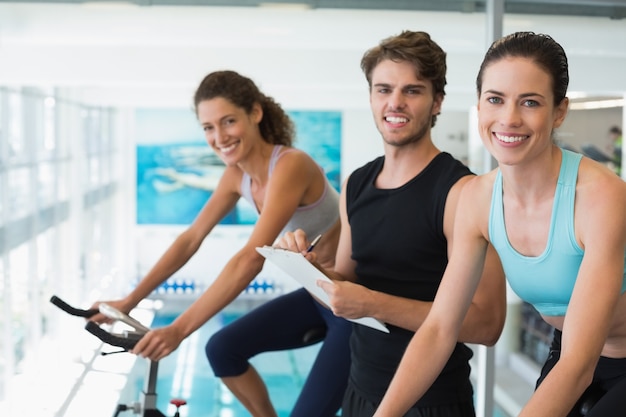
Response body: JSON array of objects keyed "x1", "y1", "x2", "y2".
[{"x1": 346, "y1": 152, "x2": 475, "y2": 406}]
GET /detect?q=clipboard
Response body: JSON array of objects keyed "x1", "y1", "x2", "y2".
[{"x1": 256, "y1": 246, "x2": 389, "y2": 333}]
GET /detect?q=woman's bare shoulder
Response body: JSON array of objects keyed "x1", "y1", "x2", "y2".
[
  {"x1": 273, "y1": 147, "x2": 318, "y2": 171},
  {"x1": 462, "y1": 169, "x2": 498, "y2": 196},
  {"x1": 577, "y1": 157, "x2": 626, "y2": 202}
]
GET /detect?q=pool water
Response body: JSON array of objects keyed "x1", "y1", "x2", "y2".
[{"x1": 118, "y1": 306, "x2": 510, "y2": 417}]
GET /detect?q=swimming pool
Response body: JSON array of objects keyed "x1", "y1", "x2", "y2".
[{"x1": 117, "y1": 302, "x2": 511, "y2": 417}]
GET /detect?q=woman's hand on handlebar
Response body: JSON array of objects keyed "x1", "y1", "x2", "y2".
[
  {"x1": 88, "y1": 299, "x2": 131, "y2": 324},
  {"x1": 131, "y1": 324, "x2": 185, "y2": 361}
]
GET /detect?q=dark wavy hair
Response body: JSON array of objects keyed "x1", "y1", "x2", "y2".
[
  {"x1": 193, "y1": 70, "x2": 295, "y2": 146},
  {"x1": 476, "y1": 31, "x2": 569, "y2": 106},
  {"x1": 360, "y1": 30, "x2": 447, "y2": 128}
]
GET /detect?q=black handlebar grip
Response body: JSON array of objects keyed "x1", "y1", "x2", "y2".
[
  {"x1": 84, "y1": 321, "x2": 140, "y2": 351},
  {"x1": 50, "y1": 295, "x2": 99, "y2": 318}
]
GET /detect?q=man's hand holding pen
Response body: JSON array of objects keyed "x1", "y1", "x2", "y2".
[{"x1": 275, "y1": 229, "x2": 320, "y2": 262}]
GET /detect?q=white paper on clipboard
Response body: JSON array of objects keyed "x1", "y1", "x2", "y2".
[{"x1": 256, "y1": 246, "x2": 389, "y2": 333}]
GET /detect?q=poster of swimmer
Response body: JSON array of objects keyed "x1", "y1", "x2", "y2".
[{"x1": 135, "y1": 108, "x2": 341, "y2": 225}]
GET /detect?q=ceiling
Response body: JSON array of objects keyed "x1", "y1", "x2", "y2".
[
  {"x1": 1, "y1": 0, "x2": 626, "y2": 18},
  {"x1": 1, "y1": 1, "x2": 625, "y2": 111}
]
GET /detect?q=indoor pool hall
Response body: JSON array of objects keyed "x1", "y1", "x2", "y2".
[{"x1": 2, "y1": 2, "x2": 624, "y2": 417}]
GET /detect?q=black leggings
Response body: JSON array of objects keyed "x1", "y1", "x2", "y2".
[
  {"x1": 536, "y1": 329, "x2": 626, "y2": 416},
  {"x1": 205, "y1": 288, "x2": 353, "y2": 417}
]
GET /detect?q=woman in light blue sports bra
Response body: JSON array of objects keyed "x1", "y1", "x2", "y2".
[
  {"x1": 90, "y1": 70, "x2": 350, "y2": 417},
  {"x1": 374, "y1": 32, "x2": 626, "y2": 417}
]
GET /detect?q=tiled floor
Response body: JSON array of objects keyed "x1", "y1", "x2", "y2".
[{"x1": 115, "y1": 300, "x2": 511, "y2": 417}]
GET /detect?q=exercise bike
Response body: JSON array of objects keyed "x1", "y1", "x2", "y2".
[{"x1": 49, "y1": 295, "x2": 187, "y2": 417}]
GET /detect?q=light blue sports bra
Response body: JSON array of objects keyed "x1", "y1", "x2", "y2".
[{"x1": 489, "y1": 148, "x2": 626, "y2": 316}]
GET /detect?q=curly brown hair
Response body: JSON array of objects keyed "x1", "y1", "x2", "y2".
[{"x1": 193, "y1": 70, "x2": 295, "y2": 146}]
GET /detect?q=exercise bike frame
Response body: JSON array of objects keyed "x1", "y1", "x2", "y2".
[{"x1": 49, "y1": 295, "x2": 185, "y2": 417}]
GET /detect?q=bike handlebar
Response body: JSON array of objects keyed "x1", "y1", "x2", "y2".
[
  {"x1": 50, "y1": 295, "x2": 99, "y2": 318},
  {"x1": 49, "y1": 295, "x2": 144, "y2": 351},
  {"x1": 84, "y1": 321, "x2": 142, "y2": 350}
]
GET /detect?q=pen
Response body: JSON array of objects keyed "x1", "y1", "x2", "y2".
[{"x1": 306, "y1": 234, "x2": 322, "y2": 253}]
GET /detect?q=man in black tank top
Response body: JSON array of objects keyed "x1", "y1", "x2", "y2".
[{"x1": 312, "y1": 31, "x2": 506, "y2": 416}]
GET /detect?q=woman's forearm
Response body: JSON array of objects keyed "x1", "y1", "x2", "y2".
[
  {"x1": 171, "y1": 248, "x2": 265, "y2": 337},
  {"x1": 374, "y1": 323, "x2": 460, "y2": 416}
]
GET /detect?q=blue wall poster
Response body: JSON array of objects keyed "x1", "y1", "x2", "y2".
[{"x1": 136, "y1": 108, "x2": 341, "y2": 225}]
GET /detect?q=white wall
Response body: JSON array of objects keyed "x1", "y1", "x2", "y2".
[{"x1": 340, "y1": 109, "x2": 381, "y2": 178}]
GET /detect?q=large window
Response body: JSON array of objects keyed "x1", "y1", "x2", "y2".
[
  {"x1": 0, "y1": 86, "x2": 125, "y2": 413},
  {"x1": 6, "y1": 167, "x2": 31, "y2": 221},
  {"x1": 6, "y1": 92, "x2": 25, "y2": 164}
]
